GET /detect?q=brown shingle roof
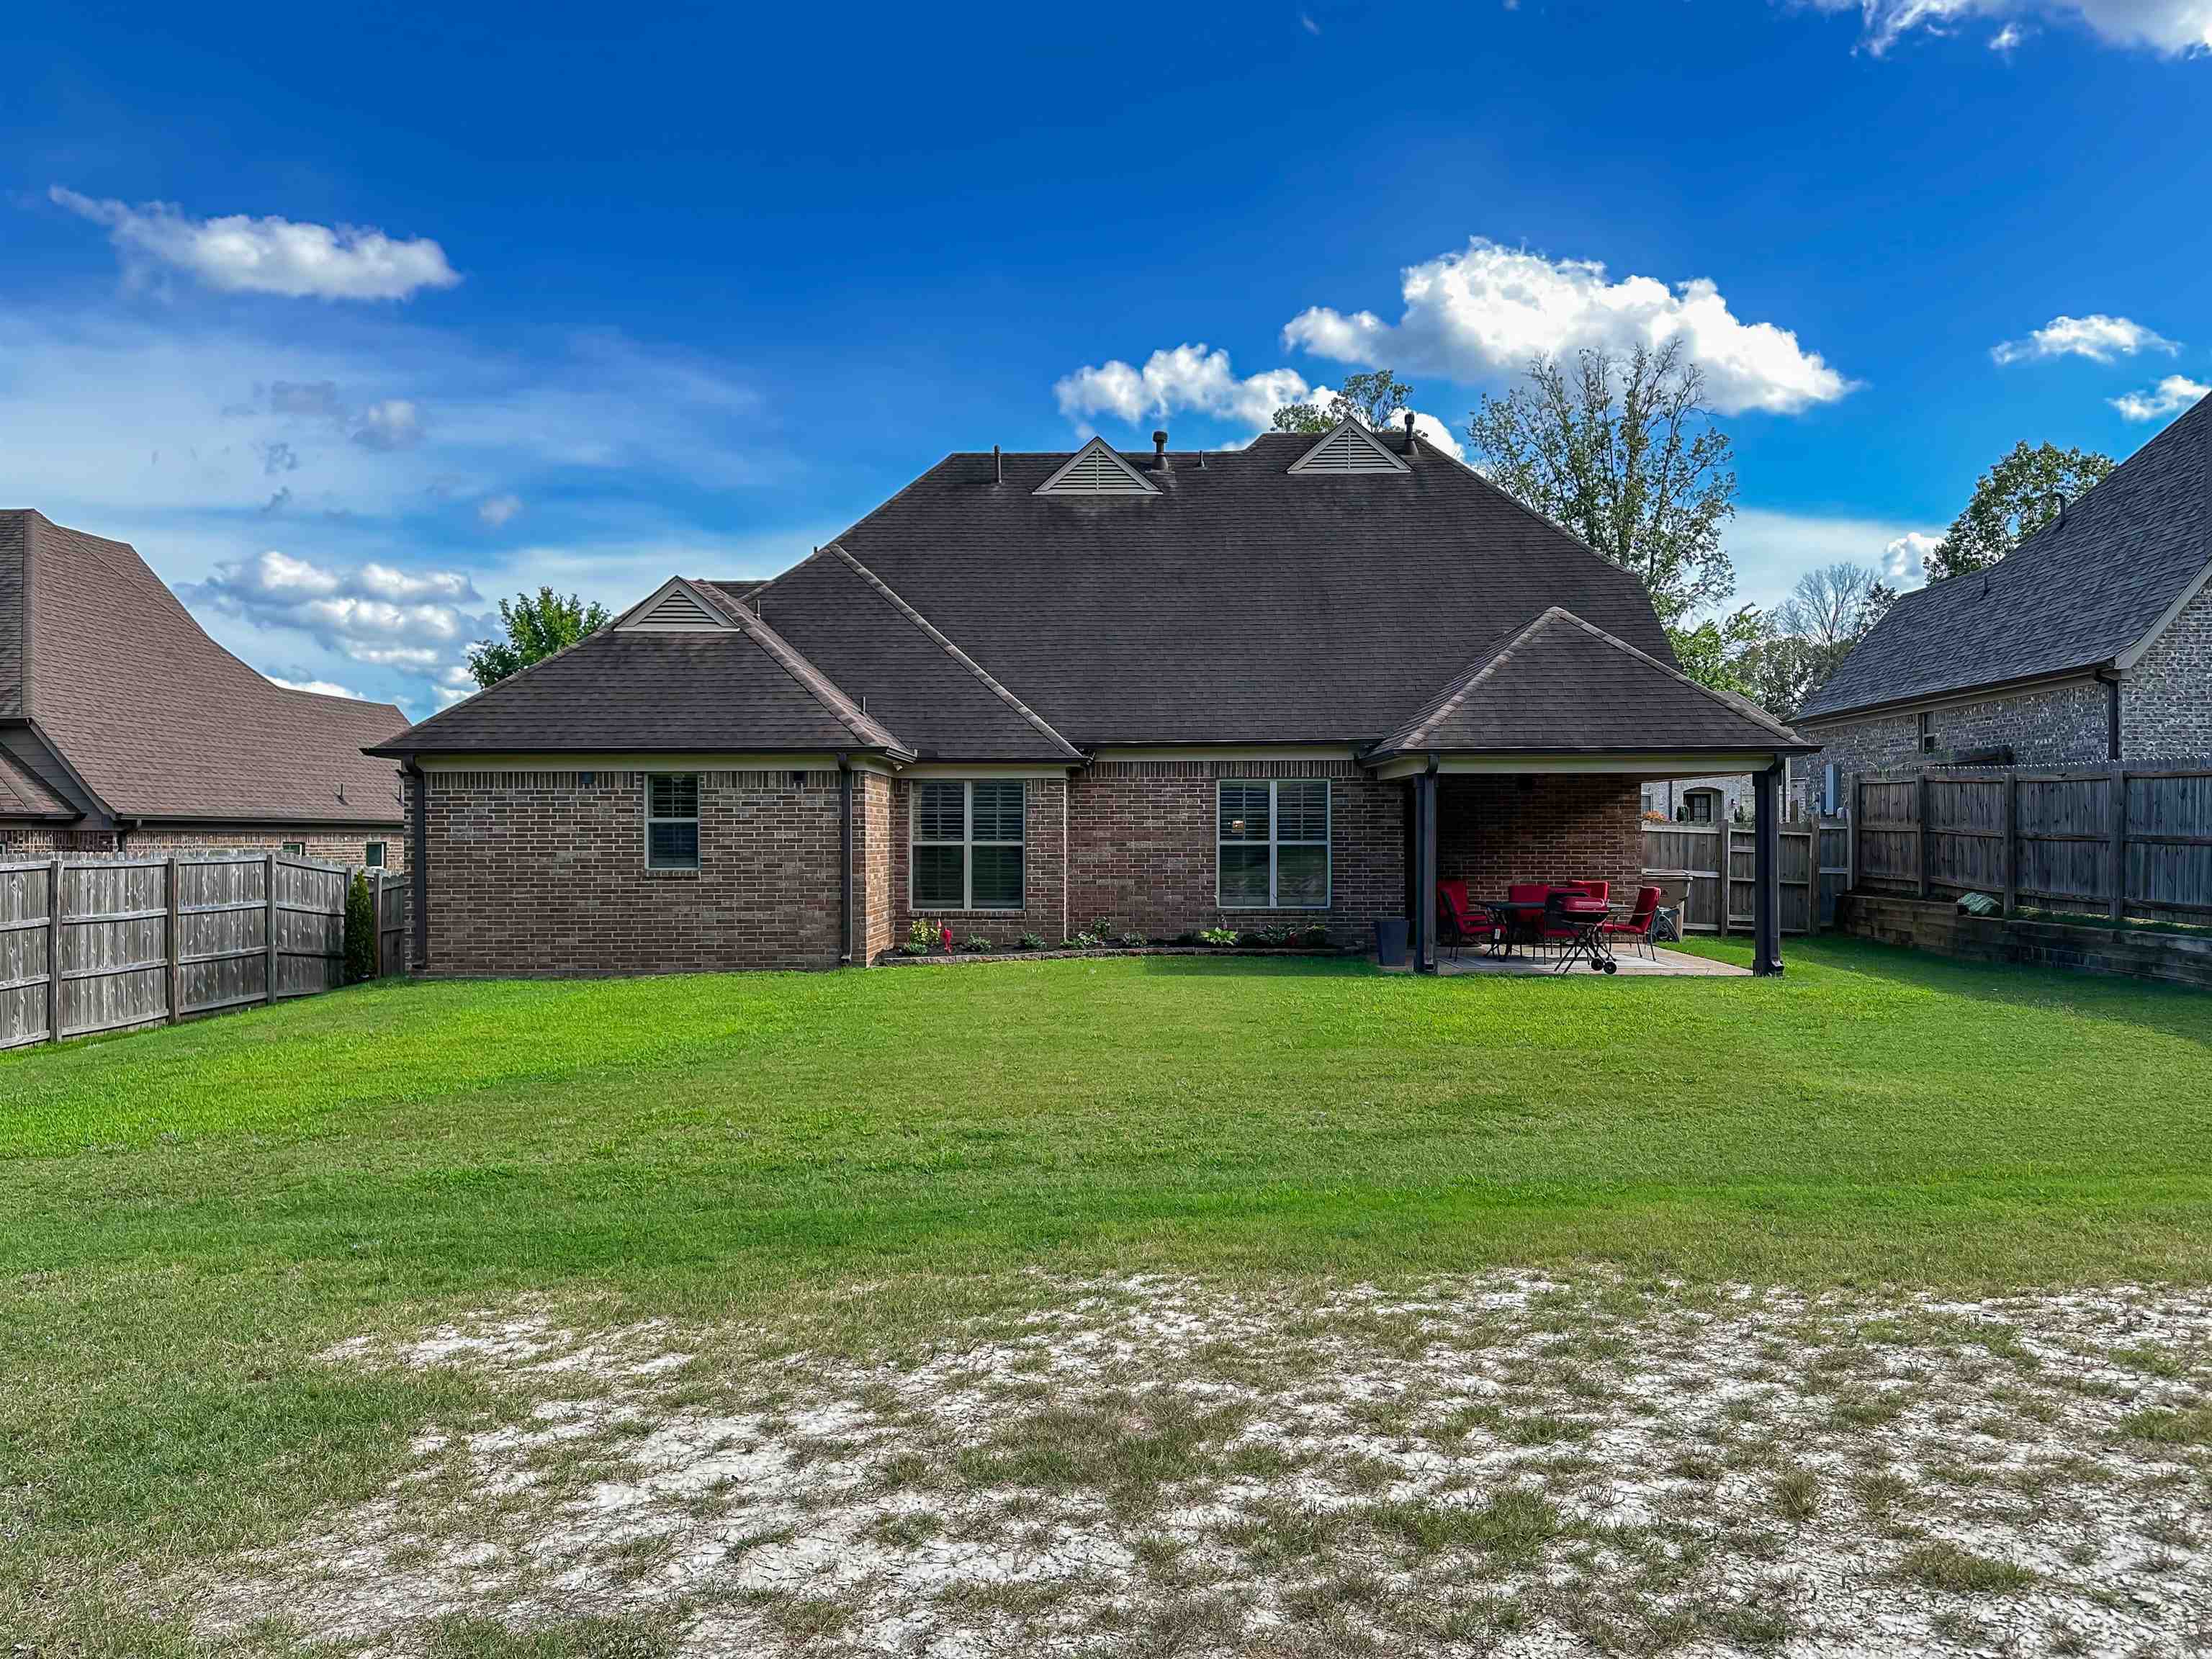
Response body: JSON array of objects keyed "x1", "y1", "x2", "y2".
[{"x1": 0, "y1": 511, "x2": 408, "y2": 825}]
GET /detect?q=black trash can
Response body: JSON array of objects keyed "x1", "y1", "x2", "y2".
[{"x1": 1375, "y1": 916, "x2": 1410, "y2": 967}]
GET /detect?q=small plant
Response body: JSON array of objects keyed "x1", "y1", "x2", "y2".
[
  {"x1": 1016, "y1": 931, "x2": 1045, "y2": 951},
  {"x1": 1086, "y1": 915, "x2": 1113, "y2": 940},
  {"x1": 902, "y1": 919, "x2": 934, "y2": 956},
  {"x1": 1299, "y1": 922, "x2": 1331, "y2": 948},
  {"x1": 342, "y1": 868, "x2": 377, "y2": 984},
  {"x1": 1243, "y1": 922, "x2": 1298, "y2": 947},
  {"x1": 1063, "y1": 929, "x2": 1104, "y2": 949},
  {"x1": 957, "y1": 935, "x2": 993, "y2": 953},
  {"x1": 1119, "y1": 930, "x2": 1148, "y2": 948},
  {"x1": 1197, "y1": 926, "x2": 1239, "y2": 947}
]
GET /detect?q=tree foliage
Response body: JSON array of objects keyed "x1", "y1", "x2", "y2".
[
  {"x1": 1664, "y1": 562, "x2": 1894, "y2": 719},
  {"x1": 343, "y1": 868, "x2": 377, "y2": 984},
  {"x1": 467, "y1": 588, "x2": 614, "y2": 689},
  {"x1": 1272, "y1": 369, "x2": 1415, "y2": 434},
  {"x1": 1927, "y1": 441, "x2": 2115, "y2": 583},
  {"x1": 1466, "y1": 340, "x2": 1737, "y2": 629}
]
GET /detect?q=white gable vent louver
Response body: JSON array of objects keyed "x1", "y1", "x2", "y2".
[
  {"x1": 622, "y1": 579, "x2": 731, "y2": 631},
  {"x1": 1033, "y1": 436, "x2": 1159, "y2": 497},
  {"x1": 1288, "y1": 418, "x2": 1411, "y2": 476}
]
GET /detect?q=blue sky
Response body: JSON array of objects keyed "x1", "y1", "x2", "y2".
[{"x1": 3, "y1": 0, "x2": 2206, "y2": 714}]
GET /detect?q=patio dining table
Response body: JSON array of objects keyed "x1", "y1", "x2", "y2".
[{"x1": 1486, "y1": 899, "x2": 1549, "y2": 957}]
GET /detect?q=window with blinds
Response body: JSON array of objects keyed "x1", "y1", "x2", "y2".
[
  {"x1": 647, "y1": 773, "x2": 701, "y2": 869},
  {"x1": 911, "y1": 779, "x2": 1025, "y2": 909},
  {"x1": 1217, "y1": 778, "x2": 1330, "y2": 909}
]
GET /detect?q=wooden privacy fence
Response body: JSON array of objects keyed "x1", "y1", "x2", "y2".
[
  {"x1": 1640, "y1": 821, "x2": 1843, "y2": 936},
  {"x1": 0, "y1": 853, "x2": 403, "y2": 1051},
  {"x1": 1851, "y1": 764, "x2": 2212, "y2": 922}
]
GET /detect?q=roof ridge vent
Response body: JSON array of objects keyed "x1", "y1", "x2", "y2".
[
  {"x1": 1034, "y1": 436, "x2": 1159, "y2": 497},
  {"x1": 1287, "y1": 418, "x2": 1411, "y2": 476}
]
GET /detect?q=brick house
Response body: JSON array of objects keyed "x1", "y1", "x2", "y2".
[
  {"x1": 1794, "y1": 391, "x2": 2212, "y2": 813},
  {"x1": 1, "y1": 510, "x2": 408, "y2": 863},
  {"x1": 371, "y1": 422, "x2": 1810, "y2": 976}
]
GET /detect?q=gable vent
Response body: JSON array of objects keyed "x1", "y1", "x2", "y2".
[
  {"x1": 623, "y1": 580, "x2": 730, "y2": 631},
  {"x1": 1034, "y1": 436, "x2": 1159, "y2": 497},
  {"x1": 1288, "y1": 419, "x2": 1411, "y2": 476}
]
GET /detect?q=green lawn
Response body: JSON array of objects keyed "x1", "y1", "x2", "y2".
[{"x1": 3, "y1": 938, "x2": 2210, "y2": 1653}]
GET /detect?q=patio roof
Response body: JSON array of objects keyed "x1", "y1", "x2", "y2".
[{"x1": 1365, "y1": 607, "x2": 1812, "y2": 770}]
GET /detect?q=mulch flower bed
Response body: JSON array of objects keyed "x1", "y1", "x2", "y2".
[{"x1": 877, "y1": 944, "x2": 1351, "y2": 966}]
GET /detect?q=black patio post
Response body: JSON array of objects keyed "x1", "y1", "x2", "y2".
[
  {"x1": 1413, "y1": 769, "x2": 1439, "y2": 974},
  {"x1": 1753, "y1": 760, "x2": 1784, "y2": 976}
]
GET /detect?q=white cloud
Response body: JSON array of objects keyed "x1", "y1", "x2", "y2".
[
  {"x1": 477, "y1": 493, "x2": 524, "y2": 527},
  {"x1": 352, "y1": 397, "x2": 421, "y2": 450},
  {"x1": 50, "y1": 186, "x2": 462, "y2": 301},
  {"x1": 1056, "y1": 344, "x2": 1313, "y2": 431},
  {"x1": 1989, "y1": 19, "x2": 2026, "y2": 46},
  {"x1": 181, "y1": 550, "x2": 490, "y2": 683},
  {"x1": 267, "y1": 675, "x2": 367, "y2": 700},
  {"x1": 1990, "y1": 313, "x2": 2180, "y2": 364},
  {"x1": 1282, "y1": 239, "x2": 1854, "y2": 416},
  {"x1": 2109, "y1": 374, "x2": 2211, "y2": 421},
  {"x1": 1882, "y1": 531, "x2": 1943, "y2": 585},
  {"x1": 1809, "y1": 0, "x2": 2212, "y2": 53}
]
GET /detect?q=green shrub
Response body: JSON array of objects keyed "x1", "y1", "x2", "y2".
[
  {"x1": 1197, "y1": 926, "x2": 1239, "y2": 947},
  {"x1": 957, "y1": 935, "x2": 993, "y2": 954},
  {"x1": 1016, "y1": 932, "x2": 1045, "y2": 951},
  {"x1": 1119, "y1": 930, "x2": 1148, "y2": 948},
  {"x1": 902, "y1": 919, "x2": 934, "y2": 957},
  {"x1": 342, "y1": 870, "x2": 378, "y2": 984}
]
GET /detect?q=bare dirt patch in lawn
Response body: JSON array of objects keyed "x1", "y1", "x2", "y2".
[{"x1": 200, "y1": 1276, "x2": 2212, "y2": 1656}]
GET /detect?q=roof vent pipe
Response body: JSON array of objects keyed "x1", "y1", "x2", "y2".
[
  {"x1": 1153, "y1": 430, "x2": 1171, "y2": 472},
  {"x1": 993, "y1": 444, "x2": 1003, "y2": 485},
  {"x1": 1403, "y1": 412, "x2": 1419, "y2": 459}
]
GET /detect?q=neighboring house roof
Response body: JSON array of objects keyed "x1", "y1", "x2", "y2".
[
  {"x1": 376, "y1": 431, "x2": 1803, "y2": 766},
  {"x1": 1370, "y1": 608, "x2": 1807, "y2": 759},
  {"x1": 0, "y1": 511, "x2": 408, "y2": 825},
  {"x1": 1799, "y1": 392, "x2": 2212, "y2": 723},
  {"x1": 0, "y1": 745, "x2": 73, "y2": 819},
  {"x1": 377, "y1": 577, "x2": 914, "y2": 757}
]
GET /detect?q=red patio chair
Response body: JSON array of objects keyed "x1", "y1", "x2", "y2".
[
  {"x1": 1437, "y1": 880, "x2": 1498, "y2": 958},
  {"x1": 1537, "y1": 884, "x2": 1583, "y2": 951},
  {"x1": 1566, "y1": 880, "x2": 1609, "y2": 904},
  {"x1": 1504, "y1": 882, "x2": 1551, "y2": 955},
  {"x1": 1604, "y1": 884, "x2": 1663, "y2": 961}
]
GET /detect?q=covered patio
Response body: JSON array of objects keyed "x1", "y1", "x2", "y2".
[
  {"x1": 1382, "y1": 943, "x2": 1748, "y2": 977},
  {"x1": 1363, "y1": 610, "x2": 1815, "y2": 979}
]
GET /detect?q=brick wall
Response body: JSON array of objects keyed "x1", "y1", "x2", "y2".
[
  {"x1": 0, "y1": 824, "x2": 402, "y2": 865},
  {"x1": 852, "y1": 770, "x2": 894, "y2": 966},
  {"x1": 888, "y1": 775, "x2": 1069, "y2": 950},
  {"x1": 420, "y1": 768, "x2": 844, "y2": 976},
  {"x1": 1063, "y1": 759, "x2": 1402, "y2": 945},
  {"x1": 2123, "y1": 578, "x2": 2212, "y2": 760},
  {"x1": 1437, "y1": 775, "x2": 1643, "y2": 902},
  {"x1": 1794, "y1": 678, "x2": 2112, "y2": 817}
]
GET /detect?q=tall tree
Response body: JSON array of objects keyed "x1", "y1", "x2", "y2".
[
  {"x1": 467, "y1": 587, "x2": 613, "y2": 689},
  {"x1": 1926, "y1": 441, "x2": 2115, "y2": 583},
  {"x1": 1272, "y1": 369, "x2": 1415, "y2": 434},
  {"x1": 1466, "y1": 340, "x2": 1737, "y2": 630}
]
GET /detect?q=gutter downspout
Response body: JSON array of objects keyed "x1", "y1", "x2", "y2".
[
  {"x1": 837, "y1": 754, "x2": 853, "y2": 967},
  {"x1": 405, "y1": 760, "x2": 428, "y2": 972}
]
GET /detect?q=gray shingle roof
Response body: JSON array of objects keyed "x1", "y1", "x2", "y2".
[
  {"x1": 809, "y1": 432, "x2": 1673, "y2": 746},
  {"x1": 375, "y1": 583, "x2": 913, "y2": 757},
  {"x1": 716, "y1": 549, "x2": 1082, "y2": 762},
  {"x1": 1370, "y1": 608, "x2": 1809, "y2": 758},
  {"x1": 1799, "y1": 392, "x2": 2212, "y2": 722},
  {"x1": 0, "y1": 510, "x2": 408, "y2": 825}
]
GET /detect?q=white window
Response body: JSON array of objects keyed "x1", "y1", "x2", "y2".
[
  {"x1": 1685, "y1": 791, "x2": 1716, "y2": 824},
  {"x1": 1217, "y1": 778, "x2": 1330, "y2": 909},
  {"x1": 1822, "y1": 763, "x2": 1838, "y2": 816},
  {"x1": 281, "y1": 840, "x2": 306, "y2": 856},
  {"x1": 647, "y1": 774, "x2": 701, "y2": 869},
  {"x1": 1918, "y1": 711, "x2": 1936, "y2": 754},
  {"x1": 364, "y1": 841, "x2": 387, "y2": 868},
  {"x1": 911, "y1": 780, "x2": 1025, "y2": 910}
]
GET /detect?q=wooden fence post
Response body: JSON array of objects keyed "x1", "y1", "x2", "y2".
[
  {"x1": 1716, "y1": 827, "x2": 1730, "y2": 937},
  {"x1": 372, "y1": 870, "x2": 386, "y2": 979},
  {"x1": 264, "y1": 851, "x2": 279, "y2": 1005},
  {"x1": 46, "y1": 856, "x2": 63, "y2": 1045},
  {"x1": 2000, "y1": 774, "x2": 2016, "y2": 917},
  {"x1": 2109, "y1": 766, "x2": 2128, "y2": 925},
  {"x1": 1915, "y1": 775, "x2": 1930, "y2": 899},
  {"x1": 1848, "y1": 774, "x2": 1861, "y2": 896},
  {"x1": 166, "y1": 855, "x2": 181, "y2": 1024}
]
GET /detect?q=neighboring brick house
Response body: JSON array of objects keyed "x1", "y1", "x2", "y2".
[
  {"x1": 1794, "y1": 391, "x2": 2212, "y2": 814},
  {"x1": 372, "y1": 422, "x2": 1811, "y2": 976},
  {"x1": 0, "y1": 510, "x2": 408, "y2": 864}
]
